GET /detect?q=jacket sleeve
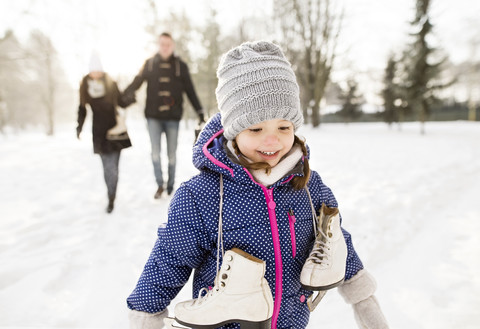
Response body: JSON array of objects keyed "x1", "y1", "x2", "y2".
[
  {"x1": 126, "y1": 183, "x2": 210, "y2": 313},
  {"x1": 180, "y1": 61, "x2": 203, "y2": 116},
  {"x1": 123, "y1": 61, "x2": 148, "y2": 96},
  {"x1": 77, "y1": 78, "x2": 87, "y2": 132},
  {"x1": 308, "y1": 171, "x2": 364, "y2": 280},
  {"x1": 114, "y1": 82, "x2": 129, "y2": 109},
  {"x1": 77, "y1": 105, "x2": 87, "y2": 133}
]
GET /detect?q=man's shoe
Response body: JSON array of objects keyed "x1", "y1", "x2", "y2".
[{"x1": 154, "y1": 187, "x2": 164, "y2": 199}]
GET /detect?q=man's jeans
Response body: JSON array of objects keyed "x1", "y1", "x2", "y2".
[
  {"x1": 146, "y1": 118, "x2": 179, "y2": 192},
  {"x1": 99, "y1": 151, "x2": 121, "y2": 200}
]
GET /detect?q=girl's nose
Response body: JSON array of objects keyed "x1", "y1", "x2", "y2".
[{"x1": 264, "y1": 133, "x2": 279, "y2": 145}]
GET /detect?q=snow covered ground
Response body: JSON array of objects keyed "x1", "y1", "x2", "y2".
[{"x1": 1, "y1": 118, "x2": 479, "y2": 329}]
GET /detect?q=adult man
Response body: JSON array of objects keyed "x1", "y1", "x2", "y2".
[{"x1": 124, "y1": 33, "x2": 204, "y2": 198}]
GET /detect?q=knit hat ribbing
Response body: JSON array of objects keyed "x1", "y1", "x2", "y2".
[{"x1": 216, "y1": 41, "x2": 303, "y2": 140}]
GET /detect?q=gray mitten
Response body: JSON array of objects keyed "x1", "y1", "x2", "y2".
[
  {"x1": 129, "y1": 309, "x2": 168, "y2": 329},
  {"x1": 338, "y1": 269, "x2": 389, "y2": 329}
]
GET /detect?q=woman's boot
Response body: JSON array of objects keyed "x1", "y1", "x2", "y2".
[{"x1": 106, "y1": 197, "x2": 114, "y2": 213}]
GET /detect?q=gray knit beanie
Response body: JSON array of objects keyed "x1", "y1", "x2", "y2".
[{"x1": 216, "y1": 41, "x2": 303, "y2": 140}]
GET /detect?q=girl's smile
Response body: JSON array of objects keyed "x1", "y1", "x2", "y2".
[
  {"x1": 257, "y1": 150, "x2": 280, "y2": 162},
  {"x1": 235, "y1": 119, "x2": 295, "y2": 167}
]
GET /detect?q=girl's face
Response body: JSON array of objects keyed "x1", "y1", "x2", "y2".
[
  {"x1": 235, "y1": 119, "x2": 295, "y2": 167},
  {"x1": 88, "y1": 71, "x2": 104, "y2": 80}
]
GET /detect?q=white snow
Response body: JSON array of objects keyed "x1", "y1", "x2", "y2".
[{"x1": 1, "y1": 119, "x2": 479, "y2": 329}]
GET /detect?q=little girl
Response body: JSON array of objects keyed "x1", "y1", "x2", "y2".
[{"x1": 127, "y1": 41, "x2": 388, "y2": 329}]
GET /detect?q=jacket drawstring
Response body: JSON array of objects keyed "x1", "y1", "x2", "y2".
[{"x1": 215, "y1": 174, "x2": 225, "y2": 281}]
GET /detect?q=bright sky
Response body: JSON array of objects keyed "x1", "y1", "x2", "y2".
[{"x1": 1, "y1": 0, "x2": 479, "y2": 104}]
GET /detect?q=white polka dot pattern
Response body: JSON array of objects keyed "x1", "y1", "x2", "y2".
[{"x1": 126, "y1": 113, "x2": 364, "y2": 329}]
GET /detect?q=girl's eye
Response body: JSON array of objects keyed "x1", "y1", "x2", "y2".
[
  {"x1": 279, "y1": 126, "x2": 291, "y2": 131},
  {"x1": 249, "y1": 128, "x2": 262, "y2": 132}
]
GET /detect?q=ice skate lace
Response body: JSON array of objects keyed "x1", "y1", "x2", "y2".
[
  {"x1": 305, "y1": 188, "x2": 332, "y2": 267},
  {"x1": 194, "y1": 287, "x2": 219, "y2": 306},
  {"x1": 307, "y1": 230, "x2": 332, "y2": 267}
]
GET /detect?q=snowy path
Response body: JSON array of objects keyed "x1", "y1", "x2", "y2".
[{"x1": 1, "y1": 120, "x2": 479, "y2": 328}]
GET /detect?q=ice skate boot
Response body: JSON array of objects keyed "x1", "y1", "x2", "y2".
[
  {"x1": 164, "y1": 248, "x2": 273, "y2": 329},
  {"x1": 300, "y1": 203, "x2": 347, "y2": 291},
  {"x1": 106, "y1": 113, "x2": 128, "y2": 140}
]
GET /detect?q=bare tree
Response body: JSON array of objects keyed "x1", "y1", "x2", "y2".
[
  {"x1": 145, "y1": 0, "x2": 162, "y2": 39},
  {"x1": 273, "y1": 0, "x2": 344, "y2": 127},
  {"x1": 0, "y1": 30, "x2": 42, "y2": 131},
  {"x1": 144, "y1": 1, "x2": 194, "y2": 62},
  {"x1": 1, "y1": 2, "x2": 74, "y2": 135},
  {"x1": 197, "y1": 8, "x2": 222, "y2": 117},
  {"x1": 28, "y1": 30, "x2": 58, "y2": 135},
  {"x1": 0, "y1": 90, "x2": 6, "y2": 134},
  {"x1": 0, "y1": 30, "x2": 23, "y2": 130}
]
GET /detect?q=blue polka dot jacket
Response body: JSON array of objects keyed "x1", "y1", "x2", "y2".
[{"x1": 127, "y1": 113, "x2": 364, "y2": 329}]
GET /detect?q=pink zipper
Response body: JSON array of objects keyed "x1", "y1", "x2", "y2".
[
  {"x1": 203, "y1": 129, "x2": 294, "y2": 328},
  {"x1": 244, "y1": 168, "x2": 282, "y2": 329},
  {"x1": 287, "y1": 209, "x2": 296, "y2": 258}
]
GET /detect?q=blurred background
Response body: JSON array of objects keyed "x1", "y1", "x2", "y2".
[{"x1": 0, "y1": 0, "x2": 479, "y2": 136}]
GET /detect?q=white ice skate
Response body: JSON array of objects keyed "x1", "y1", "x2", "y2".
[
  {"x1": 300, "y1": 203, "x2": 347, "y2": 291},
  {"x1": 164, "y1": 248, "x2": 273, "y2": 329},
  {"x1": 106, "y1": 111, "x2": 129, "y2": 140}
]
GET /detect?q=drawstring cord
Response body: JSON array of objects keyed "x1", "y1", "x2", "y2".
[
  {"x1": 216, "y1": 174, "x2": 225, "y2": 282},
  {"x1": 216, "y1": 183, "x2": 315, "y2": 275},
  {"x1": 211, "y1": 181, "x2": 318, "y2": 294},
  {"x1": 196, "y1": 174, "x2": 224, "y2": 303},
  {"x1": 305, "y1": 187, "x2": 318, "y2": 233}
]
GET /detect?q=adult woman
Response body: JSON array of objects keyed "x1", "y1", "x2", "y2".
[{"x1": 76, "y1": 53, "x2": 131, "y2": 213}]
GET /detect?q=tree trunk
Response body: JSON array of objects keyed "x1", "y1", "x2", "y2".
[
  {"x1": 311, "y1": 99, "x2": 321, "y2": 127},
  {"x1": 468, "y1": 99, "x2": 477, "y2": 121},
  {"x1": 46, "y1": 52, "x2": 55, "y2": 136},
  {"x1": 274, "y1": 0, "x2": 341, "y2": 129}
]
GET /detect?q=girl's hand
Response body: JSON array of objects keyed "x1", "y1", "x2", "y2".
[{"x1": 129, "y1": 309, "x2": 168, "y2": 329}]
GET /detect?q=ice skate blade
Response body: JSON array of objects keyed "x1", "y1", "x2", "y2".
[
  {"x1": 106, "y1": 132, "x2": 129, "y2": 141},
  {"x1": 164, "y1": 317, "x2": 190, "y2": 328},
  {"x1": 301, "y1": 277, "x2": 344, "y2": 291},
  {"x1": 307, "y1": 291, "x2": 327, "y2": 312},
  {"x1": 165, "y1": 317, "x2": 272, "y2": 329}
]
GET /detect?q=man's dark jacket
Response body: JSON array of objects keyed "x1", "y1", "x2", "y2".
[{"x1": 124, "y1": 53, "x2": 203, "y2": 121}]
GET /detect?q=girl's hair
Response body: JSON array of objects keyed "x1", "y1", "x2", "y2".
[{"x1": 232, "y1": 135, "x2": 310, "y2": 190}]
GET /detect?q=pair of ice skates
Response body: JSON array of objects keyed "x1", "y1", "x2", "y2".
[{"x1": 164, "y1": 203, "x2": 347, "y2": 329}]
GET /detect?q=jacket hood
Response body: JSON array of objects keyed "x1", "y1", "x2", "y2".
[{"x1": 192, "y1": 112, "x2": 235, "y2": 177}]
